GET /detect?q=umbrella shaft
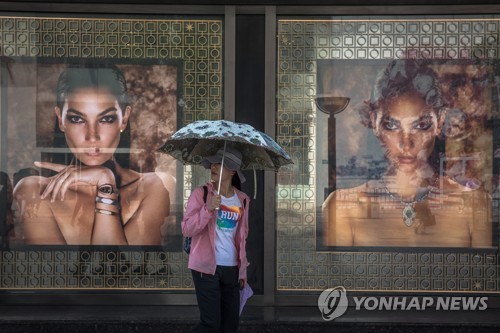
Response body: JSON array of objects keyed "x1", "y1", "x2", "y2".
[{"x1": 217, "y1": 141, "x2": 227, "y2": 194}]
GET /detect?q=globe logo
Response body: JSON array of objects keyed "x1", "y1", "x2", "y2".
[{"x1": 317, "y1": 286, "x2": 348, "y2": 321}]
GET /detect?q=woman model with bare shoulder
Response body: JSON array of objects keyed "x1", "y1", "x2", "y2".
[
  {"x1": 322, "y1": 60, "x2": 491, "y2": 248},
  {"x1": 13, "y1": 64, "x2": 171, "y2": 245}
]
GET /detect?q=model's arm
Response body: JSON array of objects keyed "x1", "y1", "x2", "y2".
[
  {"x1": 13, "y1": 176, "x2": 66, "y2": 244},
  {"x1": 91, "y1": 182, "x2": 128, "y2": 245},
  {"x1": 322, "y1": 191, "x2": 354, "y2": 246},
  {"x1": 122, "y1": 173, "x2": 170, "y2": 245},
  {"x1": 35, "y1": 161, "x2": 129, "y2": 245},
  {"x1": 469, "y1": 190, "x2": 493, "y2": 248}
]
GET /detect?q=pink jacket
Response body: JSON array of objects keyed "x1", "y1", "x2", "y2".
[{"x1": 182, "y1": 182, "x2": 250, "y2": 280}]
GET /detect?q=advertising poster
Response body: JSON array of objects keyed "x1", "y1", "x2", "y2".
[
  {"x1": 3, "y1": 59, "x2": 181, "y2": 248},
  {"x1": 317, "y1": 59, "x2": 498, "y2": 249}
]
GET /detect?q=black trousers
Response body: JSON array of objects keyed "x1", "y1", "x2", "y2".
[{"x1": 191, "y1": 265, "x2": 240, "y2": 333}]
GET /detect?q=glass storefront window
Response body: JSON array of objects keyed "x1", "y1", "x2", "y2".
[
  {"x1": 0, "y1": 15, "x2": 224, "y2": 291},
  {"x1": 276, "y1": 16, "x2": 499, "y2": 292}
]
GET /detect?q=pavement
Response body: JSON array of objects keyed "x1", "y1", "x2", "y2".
[{"x1": 1, "y1": 304, "x2": 500, "y2": 332}]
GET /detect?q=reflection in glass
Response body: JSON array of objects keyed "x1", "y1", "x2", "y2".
[{"x1": 320, "y1": 59, "x2": 493, "y2": 248}]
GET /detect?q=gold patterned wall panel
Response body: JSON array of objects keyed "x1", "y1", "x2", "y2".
[
  {"x1": 0, "y1": 15, "x2": 223, "y2": 290},
  {"x1": 276, "y1": 17, "x2": 500, "y2": 292},
  {"x1": 0, "y1": 16, "x2": 223, "y2": 123}
]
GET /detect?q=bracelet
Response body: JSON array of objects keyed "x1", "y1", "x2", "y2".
[
  {"x1": 98, "y1": 184, "x2": 119, "y2": 197},
  {"x1": 95, "y1": 208, "x2": 118, "y2": 216},
  {"x1": 96, "y1": 196, "x2": 120, "y2": 206}
]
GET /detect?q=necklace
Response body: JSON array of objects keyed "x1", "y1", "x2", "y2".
[
  {"x1": 220, "y1": 189, "x2": 235, "y2": 197},
  {"x1": 384, "y1": 186, "x2": 433, "y2": 227},
  {"x1": 119, "y1": 176, "x2": 141, "y2": 189},
  {"x1": 218, "y1": 184, "x2": 234, "y2": 197}
]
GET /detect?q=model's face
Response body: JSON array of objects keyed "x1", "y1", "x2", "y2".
[
  {"x1": 55, "y1": 87, "x2": 130, "y2": 166},
  {"x1": 373, "y1": 93, "x2": 440, "y2": 174}
]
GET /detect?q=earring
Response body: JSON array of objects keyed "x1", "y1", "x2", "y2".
[{"x1": 120, "y1": 129, "x2": 124, "y2": 133}]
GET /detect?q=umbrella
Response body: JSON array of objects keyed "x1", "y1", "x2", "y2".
[{"x1": 158, "y1": 119, "x2": 292, "y2": 197}]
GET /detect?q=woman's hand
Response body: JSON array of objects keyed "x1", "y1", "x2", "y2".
[
  {"x1": 34, "y1": 161, "x2": 115, "y2": 202},
  {"x1": 207, "y1": 194, "x2": 221, "y2": 211},
  {"x1": 239, "y1": 279, "x2": 246, "y2": 290}
]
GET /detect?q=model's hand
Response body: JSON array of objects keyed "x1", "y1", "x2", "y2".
[{"x1": 35, "y1": 161, "x2": 115, "y2": 202}]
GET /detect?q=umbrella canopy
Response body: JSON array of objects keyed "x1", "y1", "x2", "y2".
[{"x1": 158, "y1": 120, "x2": 292, "y2": 172}]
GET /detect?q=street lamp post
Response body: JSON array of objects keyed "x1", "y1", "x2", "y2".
[{"x1": 315, "y1": 95, "x2": 350, "y2": 198}]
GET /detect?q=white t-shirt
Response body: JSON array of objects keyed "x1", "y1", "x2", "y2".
[{"x1": 215, "y1": 192, "x2": 242, "y2": 266}]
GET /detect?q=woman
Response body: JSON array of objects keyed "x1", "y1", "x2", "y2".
[
  {"x1": 13, "y1": 64, "x2": 171, "y2": 245},
  {"x1": 182, "y1": 146, "x2": 250, "y2": 333},
  {"x1": 322, "y1": 60, "x2": 491, "y2": 248}
]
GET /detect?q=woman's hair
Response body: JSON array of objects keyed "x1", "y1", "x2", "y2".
[
  {"x1": 231, "y1": 173, "x2": 242, "y2": 191},
  {"x1": 55, "y1": 63, "x2": 130, "y2": 113},
  {"x1": 358, "y1": 60, "x2": 446, "y2": 129},
  {"x1": 357, "y1": 60, "x2": 446, "y2": 174},
  {"x1": 50, "y1": 63, "x2": 131, "y2": 173}
]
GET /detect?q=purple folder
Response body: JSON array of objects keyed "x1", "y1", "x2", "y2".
[{"x1": 239, "y1": 283, "x2": 253, "y2": 315}]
